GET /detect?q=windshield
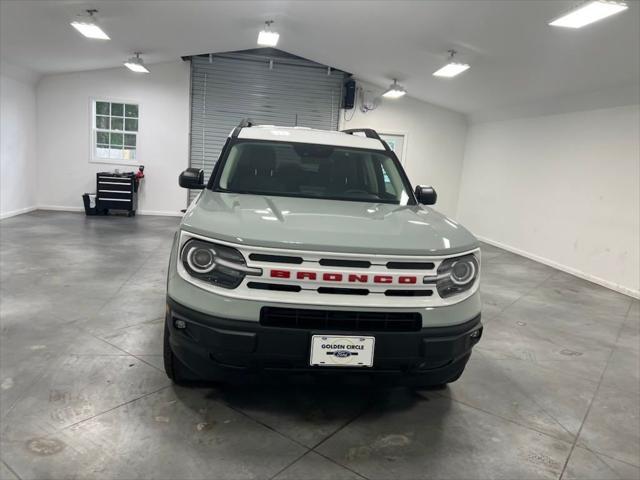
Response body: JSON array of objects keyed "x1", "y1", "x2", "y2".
[{"x1": 214, "y1": 140, "x2": 413, "y2": 205}]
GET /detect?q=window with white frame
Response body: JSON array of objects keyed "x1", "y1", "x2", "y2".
[{"x1": 92, "y1": 100, "x2": 139, "y2": 162}]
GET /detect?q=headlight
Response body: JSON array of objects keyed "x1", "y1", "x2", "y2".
[
  {"x1": 180, "y1": 239, "x2": 260, "y2": 289},
  {"x1": 436, "y1": 253, "x2": 479, "y2": 298},
  {"x1": 185, "y1": 243, "x2": 216, "y2": 274}
]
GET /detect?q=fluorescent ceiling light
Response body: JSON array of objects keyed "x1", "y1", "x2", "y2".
[
  {"x1": 549, "y1": 1, "x2": 628, "y2": 28},
  {"x1": 382, "y1": 79, "x2": 406, "y2": 99},
  {"x1": 433, "y1": 63, "x2": 470, "y2": 78},
  {"x1": 257, "y1": 20, "x2": 279, "y2": 47},
  {"x1": 124, "y1": 53, "x2": 149, "y2": 73},
  {"x1": 70, "y1": 9, "x2": 109, "y2": 40},
  {"x1": 433, "y1": 50, "x2": 470, "y2": 78}
]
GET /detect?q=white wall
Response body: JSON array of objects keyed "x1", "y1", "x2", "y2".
[
  {"x1": 34, "y1": 68, "x2": 468, "y2": 218},
  {"x1": 36, "y1": 61, "x2": 190, "y2": 215},
  {"x1": 340, "y1": 81, "x2": 468, "y2": 218},
  {"x1": 0, "y1": 63, "x2": 38, "y2": 219},
  {"x1": 458, "y1": 105, "x2": 640, "y2": 297}
]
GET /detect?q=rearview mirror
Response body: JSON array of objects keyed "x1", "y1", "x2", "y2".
[
  {"x1": 179, "y1": 168, "x2": 204, "y2": 189},
  {"x1": 415, "y1": 185, "x2": 437, "y2": 205}
]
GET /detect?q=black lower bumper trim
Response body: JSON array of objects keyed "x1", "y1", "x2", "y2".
[{"x1": 166, "y1": 297, "x2": 482, "y2": 385}]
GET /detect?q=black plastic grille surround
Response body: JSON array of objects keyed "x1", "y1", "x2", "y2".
[{"x1": 260, "y1": 307, "x2": 422, "y2": 332}]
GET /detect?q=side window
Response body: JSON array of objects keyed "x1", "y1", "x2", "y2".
[{"x1": 92, "y1": 100, "x2": 139, "y2": 164}]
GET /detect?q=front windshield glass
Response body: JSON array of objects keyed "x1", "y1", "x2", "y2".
[{"x1": 215, "y1": 140, "x2": 412, "y2": 205}]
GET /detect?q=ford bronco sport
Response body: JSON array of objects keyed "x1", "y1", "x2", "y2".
[{"x1": 164, "y1": 122, "x2": 482, "y2": 387}]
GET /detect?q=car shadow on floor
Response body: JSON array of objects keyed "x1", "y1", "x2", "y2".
[{"x1": 171, "y1": 380, "x2": 452, "y2": 446}]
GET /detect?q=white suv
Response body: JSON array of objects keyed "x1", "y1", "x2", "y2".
[{"x1": 164, "y1": 122, "x2": 482, "y2": 387}]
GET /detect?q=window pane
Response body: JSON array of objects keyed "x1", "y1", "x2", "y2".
[
  {"x1": 110, "y1": 132, "x2": 123, "y2": 146},
  {"x1": 96, "y1": 101, "x2": 110, "y2": 115},
  {"x1": 96, "y1": 116, "x2": 110, "y2": 129},
  {"x1": 111, "y1": 103, "x2": 124, "y2": 116},
  {"x1": 124, "y1": 134, "x2": 136, "y2": 147},
  {"x1": 111, "y1": 117, "x2": 124, "y2": 131},
  {"x1": 123, "y1": 148, "x2": 136, "y2": 160},
  {"x1": 110, "y1": 148, "x2": 124, "y2": 160},
  {"x1": 96, "y1": 132, "x2": 109, "y2": 144},
  {"x1": 96, "y1": 147, "x2": 110, "y2": 158},
  {"x1": 125, "y1": 118, "x2": 138, "y2": 132},
  {"x1": 125, "y1": 104, "x2": 138, "y2": 118}
]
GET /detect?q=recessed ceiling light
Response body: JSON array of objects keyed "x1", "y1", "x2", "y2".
[
  {"x1": 549, "y1": 1, "x2": 628, "y2": 28},
  {"x1": 382, "y1": 79, "x2": 407, "y2": 99},
  {"x1": 70, "y1": 9, "x2": 110, "y2": 40},
  {"x1": 433, "y1": 50, "x2": 470, "y2": 78},
  {"x1": 124, "y1": 53, "x2": 149, "y2": 73},
  {"x1": 257, "y1": 20, "x2": 279, "y2": 47}
]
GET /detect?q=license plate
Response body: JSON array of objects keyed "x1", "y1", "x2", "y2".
[{"x1": 310, "y1": 335, "x2": 375, "y2": 367}]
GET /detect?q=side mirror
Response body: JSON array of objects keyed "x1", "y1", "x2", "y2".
[
  {"x1": 415, "y1": 185, "x2": 437, "y2": 205},
  {"x1": 179, "y1": 168, "x2": 204, "y2": 189}
]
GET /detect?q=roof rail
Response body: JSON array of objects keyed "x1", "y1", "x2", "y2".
[
  {"x1": 341, "y1": 128, "x2": 391, "y2": 151},
  {"x1": 231, "y1": 118, "x2": 254, "y2": 138}
]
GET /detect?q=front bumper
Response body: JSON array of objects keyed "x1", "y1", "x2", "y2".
[{"x1": 166, "y1": 297, "x2": 482, "y2": 385}]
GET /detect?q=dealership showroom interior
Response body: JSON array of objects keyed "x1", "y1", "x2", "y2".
[{"x1": 0, "y1": 0, "x2": 639, "y2": 479}]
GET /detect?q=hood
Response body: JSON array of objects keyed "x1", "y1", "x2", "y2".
[{"x1": 181, "y1": 191, "x2": 478, "y2": 256}]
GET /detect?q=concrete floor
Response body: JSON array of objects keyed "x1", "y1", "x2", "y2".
[{"x1": 0, "y1": 211, "x2": 638, "y2": 480}]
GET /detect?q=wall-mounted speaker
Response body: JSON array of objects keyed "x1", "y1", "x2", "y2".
[{"x1": 343, "y1": 79, "x2": 356, "y2": 109}]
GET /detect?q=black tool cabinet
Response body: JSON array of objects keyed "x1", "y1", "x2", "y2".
[{"x1": 96, "y1": 172, "x2": 138, "y2": 216}]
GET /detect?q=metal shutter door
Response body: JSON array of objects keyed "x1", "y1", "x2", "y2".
[{"x1": 188, "y1": 52, "x2": 346, "y2": 202}]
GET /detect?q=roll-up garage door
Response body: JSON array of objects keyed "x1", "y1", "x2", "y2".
[{"x1": 188, "y1": 49, "x2": 347, "y2": 202}]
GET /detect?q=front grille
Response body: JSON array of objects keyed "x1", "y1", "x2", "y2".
[{"x1": 260, "y1": 307, "x2": 422, "y2": 332}]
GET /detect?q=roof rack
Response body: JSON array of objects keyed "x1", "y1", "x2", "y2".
[
  {"x1": 231, "y1": 118, "x2": 254, "y2": 138},
  {"x1": 341, "y1": 128, "x2": 391, "y2": 151}
]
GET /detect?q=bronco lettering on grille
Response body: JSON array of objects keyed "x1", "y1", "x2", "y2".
[{"x1": 269, "y1": 269, "x2": 418, "y2": 284}]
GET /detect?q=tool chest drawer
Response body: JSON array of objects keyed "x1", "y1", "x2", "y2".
[{"x1": 97, "y1": 176, "x2": 132, "y2": 192}]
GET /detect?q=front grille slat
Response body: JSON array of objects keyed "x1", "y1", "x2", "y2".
[
  {"x1": 319, "y1": 259, "x2": 371, "y2": 268},
  {"x1": 317, "y1": 287, "x2": 369, "y2": 296},
  {"x1": 386, "y1": 261, "x2": 435, "y2": 270},
  {"x1": 261, "y1": 307, "x2": 421, "y2": 332},
  {"x1": 384, "y1": 289, "x2": 433, "y2": 297},
  {"x1": 249, "y1": 254, "x2": 303, "y2": 264},
  {"x1": 247, "y1": 282, "x2": 301, "y2": 292}
]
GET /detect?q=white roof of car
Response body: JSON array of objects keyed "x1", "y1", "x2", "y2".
[{"x1": 236, "y1": 125, "x2": 387, "y2": 151}]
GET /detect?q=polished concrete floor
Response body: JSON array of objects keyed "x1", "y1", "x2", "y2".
[{"x1": 0, "y1": 211, "x2": 638, "y2": 480}]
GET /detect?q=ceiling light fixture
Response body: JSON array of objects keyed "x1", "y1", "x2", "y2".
[
  {"x1": 549, "y1": 0, "x2": 628, "y2": 28},
  {"x1": 433, "y1": 50, "x2": 470, "y2": 78},
  {"x1": 382, "y1": 79, "x2": 407, "y2": 99},
  {"x1": 124, "y1": 53, "x2": 150, "y2": 73},
  {"x1": 70, "y1": 9, "x2": 110, "y2": 40},
  {"x1": 257, "y1": 20, "x2": 279, "y2": 47}
]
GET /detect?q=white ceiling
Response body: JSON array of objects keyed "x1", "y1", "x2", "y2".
[{"x1": 1, "y1": 0, "x2": 639, "y2": 117}]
